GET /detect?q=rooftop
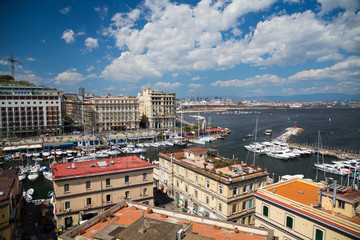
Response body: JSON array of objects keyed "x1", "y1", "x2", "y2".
[
  {"x1": 59, "y1": 201, "x2": 273, "y2": 240},
  {"x1": 160, "y1": 148, "x2": 268, "y2": 183},
  {"x1": 0, "y1": 169, "x2": 18, "y2": 206},
  {"x1": 52, "y1": 156, "x2": 154, "y2": 180}
]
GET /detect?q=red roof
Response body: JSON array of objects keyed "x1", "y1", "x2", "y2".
[{"x1": 52, "y1": 156, "x2": 154, "y2": 180}]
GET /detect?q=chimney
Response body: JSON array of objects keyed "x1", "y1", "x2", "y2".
[
  {"x1": 317, "y1": 189, "x2": 322, "y2": 207},
  {"x1": 333, "y1": 181, "x2": 337, "y2": 207}
]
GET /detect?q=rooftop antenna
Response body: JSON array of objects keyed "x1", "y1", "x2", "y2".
[
  {"x1": 7, "y1": 55, "x2": 23, "y2": 81},
  {"x1": 253, "y1": 118, "x2": 258, "y2": 166}
]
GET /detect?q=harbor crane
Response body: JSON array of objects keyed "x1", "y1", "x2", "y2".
[{"x1": 7, "y1": 55, "x2": 23, "y2": 81}]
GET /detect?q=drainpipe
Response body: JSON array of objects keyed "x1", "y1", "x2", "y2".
[{"x1": 333, "y1": 180, "x2": 337, "y2": 207}]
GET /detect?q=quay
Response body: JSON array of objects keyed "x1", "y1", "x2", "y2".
[{"x1": 273, "y1": 126, "x2": 304, "y2": 143}]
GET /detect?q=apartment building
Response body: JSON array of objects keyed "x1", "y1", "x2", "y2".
[
  {"x1": 59, "y1": 201, "x2": 274, "y2": 240},
  {"x1": 52, "y1": 156, "x2": 154, "y2": 230},
  {"x1": 0, "y1": 84, "x2": 63, "y2": 138},
  {"x1": 65, "y1": 95, "x2": 139, "y2": 132},
  {"x1": 156, "y1": 147, "x2": 269, "y2": 224},
  {"x1": 0, "y1": 168, "x2": 21, "y2": 240},
  {"x1": 254, "y1": 178, "x2": 360, "y2": 240},
  {"x1": 138, "y1": 88, "x2": 176, "y2": 129}
]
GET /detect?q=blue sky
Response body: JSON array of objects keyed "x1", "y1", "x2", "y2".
[{"x1": 0, "y1": 0, "x2": 359, "y2": 98}]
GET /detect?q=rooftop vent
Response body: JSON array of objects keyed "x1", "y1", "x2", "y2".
[{"x1": 298, "y1": 191, "x2": 304, "y2": 194}]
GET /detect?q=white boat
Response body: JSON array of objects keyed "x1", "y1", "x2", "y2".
[
  {"x1": 26, "y1": 188, "x2": 34, "y2": 196},
  {"x1": 55, "y1": 149, "x2": 62, "y2": 155},
  {"x1": 143, "y1": 143, "x2": 151, "y2": 147},
  {"x1": 25, "y1": 194, "x2": 32, "y2": 202},
  {"x1": 108, "y1": 150, "x2": 120, "y2": 156},
  {"x1": 264, "y1": 129, "x2": 272, "y2": 135},
  {"x1": 43, "y1": 170, "x2": 53, "y2": 181},
  {"x1": 280, "y1": 174, "x2": 304, "y2": 181},
  {"x1": 164, "y1": 141, "x2": 174, "y2": 146},
  {"x1": 19, "y1": 170, "x2": 27, "y2": 181},
  {"x1": 137, "y1": 143, "x2": 144, "y2": 148},
  {"x1": 150, "y1": 142, "x2": 160, "y2": 148},
  {"x1": 314, "y1": 163, "x2": 352, "y2": 176},
  {"x1": 33, "y1": 157, "x2": 43, "y2": 162},
  {"x1": 122, "y1": 147, "x2": 146, "y2": 154},
  {"x1": 27, "y1": 170, "x2": 39, "y2": 181},
  {"x1": 42, "y1": 151, "x2": 50, "y2": 157}
]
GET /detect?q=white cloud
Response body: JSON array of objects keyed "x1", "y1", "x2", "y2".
[
  {"x1": 59, "y1": 7, "x2": 71, "y2": 15},
  {"x1": 211, "y1": 74, "x2": 286, "y2": 87},
  {"x1": 61, "y1": 29, "x2": 75, "y2": 43},
  {"x1": 84, "y1": 37, "x2": 99, "y2": 51},
  {"x1": 172, "y1": 73, "x2": 179, "y2": 78},
  {"x1": 247, "y1": 89, "x2": 265, "y2": 95},
  {"x1": 188, "y1": 83, "x2": 204, "y2": 89},
  {"x1": 86, "y1": 66, "x2": 95, "y2": 72},
  {"x1": 26, "y1": 57, "x2": 36, "y2": 62},
  {"x1": 318, "y1": 0, "x2": 360, "y2": 14},
  {"x1": 0, "y1": 60, "x2": 10, "y2": 65},
  {"x1": 289, "y1": 56, "x2": 360, "y2": 81},
  {"x1": 105, "y1": 86, "x2": 115, "y2": 91},
  {"x1": 191, "y1": 76, "x2": 201, "y2": 81},
  {"x1": 95, "y1": 6, "x2": 109, "y2": 20},
  {"x1": 152, "y1": 81, "x2": 182, "y2": 90},
  {"x1": 100, "y1": 0, "x2": 359, "y2": 83},
  {"x1": 54, "y1": 69, "x2": 96, "y2": 85}
]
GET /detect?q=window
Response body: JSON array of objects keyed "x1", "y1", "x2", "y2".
[
  {"x1": 106, "y1": 178, "x2": 111, "y2": 186},
  {"x1": 143, "y1": 173, "x2": 147, "y2": 180},
  {"x1": 143, "y1": 188, "x2": 148, "y2": 196},
  {"x1": 243, "y1": 184, "x2": 247, "y2": 193},
  {"x1": 65, "y1": 201, "x2": 70, "y2": 209},
  {"x1": 86, "y1": 198, "x2": 91, "y2": 206},
  {"x1": 125, "y1": 175, "x2": 129, "y2": 183},
  {"x1": 206, "y1": 179, "x2": 210, "y2": 188},
  {"x1": 185, "y1": 170, "x2": 188, "y2": 178},
  {"x1": 176, "y1": 180, "x2": 179, "y2": 187},
  {"x1": 218, "y1": 184, "x2": 223, "y2": 195},
  {"x1": 315, "y1": 229, "x2": 323, "y2": 240},
  {"x1": 249, "y1": 199, "x2": 253, "y2": 209},
  {"x1": 233, "y1": 186, "x2": 238, "y2": 196},
  {"x1": 176, "y1": 165, "x2": 179, "y2": 174},
  {"x1": 185, "y1": 185, "x2": 188, "y2": 192},
  {"x1": 219, "y1": 203, "x2": 222, "y2": 212},
  {"x1": 258, "y1": 181, "x2": 263, "y2": 188},
  {"x1": 206, "y1": 196, "x2": 209, "y2": 204},
  {"x1": 286, "y1": 216, "x2": 293, "y2": 229},
  {"x1": 242, "y1": 201, "x2": 246, "y2": 210},
  {"x1": 249, "y1": 183, "x2": 254, "y2": 191},
  {"x1": 263, "y1": 205, "x2": 269, "y2": 217},
  {"x1": 168, "y1": 162, "x2": 171, "y2": 170},
  {"x1": 86, "y1": 181, "x2": 91, "y2": 189},
  {"x1": 194, "y1": 190, "x2": 198, "y2": 199},
  {"x1": 125, "y1": 191, "x2": 130, "y2": 199},
  {"x1": 338, "y1": 200, "x2": 345, "y2": 209},
  {"x1": 64, "y1": 184, "x2": 69, "y2": 192},
  {"x1": 195, "y1": 174, "x2": 199, "y2": 183},
  {"x1": 232, "y1": 204, "x2": 237, "y2": 214},
  {"x1": 106, "y1": 194, "x2": 111, "y2": 202}
]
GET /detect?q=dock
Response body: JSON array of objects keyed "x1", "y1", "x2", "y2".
[{"x1": 273, "y1": 127, "x2": 304, "y2": 143}]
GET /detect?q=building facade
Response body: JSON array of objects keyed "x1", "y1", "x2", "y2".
[
  {"x1": 0, "y1": 168, "x2": 21, "y2": 240},
  {"x1": 0, "y1": 84, "x2": 63, "y2": 138},
  {"x1": 157, "y1": 148, "x2": 269, "y2": 225},
  {"x1": 254, "y1": 178, "x2": 360, "y2": 240},
  {"x1": 52, "y1": 156, "x2": 154, "y2": 230},
  {"x1": 65, "y1": 95, "x2": 139, "y2": 133},
  {"x1": 138, "y1": 88, "x2": 176, "y2": 129}
]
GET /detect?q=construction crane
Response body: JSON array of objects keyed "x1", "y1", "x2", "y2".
[{"x1": 7, "y1": 55, "x2": 23, "y2": 81}]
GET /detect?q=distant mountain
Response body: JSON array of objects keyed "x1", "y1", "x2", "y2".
[{"x1": 231, "y1": 93, "x2": 360, "y2": 102}]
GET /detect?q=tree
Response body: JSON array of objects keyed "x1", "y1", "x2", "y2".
[{"x1": 0, "y1": 75, "x2": 13, "y2": 81}]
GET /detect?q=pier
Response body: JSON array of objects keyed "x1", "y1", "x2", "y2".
[{"x1": 273, "y1": 127, "x2": 304, "y2": 143}]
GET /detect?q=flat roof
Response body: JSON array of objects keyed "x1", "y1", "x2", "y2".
[
  {"x1": 265, "y1": 180, "x2": 321, "y2": 206},
  {"x1": 52, "y1": 156, "x2": 154, "y2": 180}
]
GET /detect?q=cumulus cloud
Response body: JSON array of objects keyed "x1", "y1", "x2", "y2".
[
  {"x1": 59, "y1": 7, "x2": 71, "y2": 15},
  {"x1": 61, "y1": 29, "x2": 75, "y2": 43},
  {"x1": 26, "y1": 57, "x2": 36, "y2": 62},
  {"x1": 54, "y1": 69, "x2": 95, "y2": 85},
  {"x1": 211, "y1": 74, "x2": 286, "y2": 88},
  {"x1": 84, "y1": 37, "x2": 99, "y2": 51},
  {"x1": 100, "y1": 0, "x2": 359, "y2": 83},
  {"x1": 86, "y1": 66, "x2": 95, "y2": 72},
  {"x1": 318, "y1": 0, "x2": 360, "y2": 14},
  {"x1": 188, "y1": 83, "x2": 204, "y2": 89},
  {"x1": 289, "y1": 56, "x2": 360, "y2": 81},
  {"x1": 152, "y1": 81, "x2": 182, "y2": 90},
  {"x1": 191, "y1": 76, "x2": 201, "y2": 81}
]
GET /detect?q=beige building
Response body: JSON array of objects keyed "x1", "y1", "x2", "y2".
[
  {"x1": 0, "y1": 168, "x2": 21, "y2": 240},
  {"x1": 58, "y1": 200, "x2": 275, "y2": 240},
  {"x1": 65, "y1": 95, "x2": 139, "y2": 132},
  {"x1": 156, "y1": 147, "x2": 269, "y2": 224},
  {"x1": 254, "y1": 178, "x2": 360, "y2": 240},
  {"x1": 138, "y1": 88, "x2": 176, "y2": 129},
  {"x1": 52, "y1": 156, "x2": 154, "y2": 230}
]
